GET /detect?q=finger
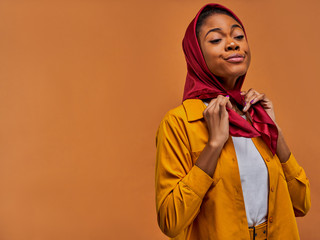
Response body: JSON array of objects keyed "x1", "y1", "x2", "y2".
[
  {"x1": 243, "y1": 90, "x2": 260, "y2": 110},
  {"x1": 241, "y1": 88, "x2": 253, "y2": 99},
  {"x1": 207, "y1": 95, "x2": 226, "y2": 110},
  {"x1": 226, "y1": 98, "x2": 233, "y2": 110},
  {"x1": 243, "y1": 93, "x2": 263, "y2": 112},
  {"x1": 220, "y1": 98, "x2": 229, "y2": 119},
  {"x1": 210, "y1": 96, "x2": 224, "y2": 114},
  {"x1": 245, "y1": 90, "x2": 258, "y2": 102},
  {"x1": 243, "y1": 101, "x2": 251, "y2": 112},
  {"x1": 205, "y1": 97, "x2": 221, "y2": 118},
  {"x1": 218, "y1": 97, "x2": 229, "y2": 118},
  {"x1": 205, "y1": 99, "x2": 217, "y2": 115},
  {"x1": 245, "y1": 88, "x2": 259, "y2": 98},
  {"x1": 221, "y1": 95, "x2": 232, "y2": 109},
  {"x1": 207, "y1": 95, "x2": 228, "y2": 110},
  {"x1": 217, "y1": 95, "x2": 233, "y2": 111},
  {"x1": 207, "y1": 96, "x2": 219, "y2": 108},
  {"x1": 221, "y1": 96, "x2": 230, "y2": 109},
  {"x1": 249, "y1": 93, "x2": 265, "y2": 105}
]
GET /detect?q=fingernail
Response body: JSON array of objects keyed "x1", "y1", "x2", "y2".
[
  {"x1": 226, "y1": 95, "x2": 229, "y2": 97},
  {"x1": 250, "y1": 99, "x2": 254, "y2": 104}
]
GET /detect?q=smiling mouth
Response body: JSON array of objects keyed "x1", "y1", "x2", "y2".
[
  {"x1": 225, "y1": 57, "x2": 244, "y2": 63},
  {"x1": 224, "y1": 55, "x2": 245, "y2": 63}
]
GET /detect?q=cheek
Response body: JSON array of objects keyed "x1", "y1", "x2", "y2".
[
  {"x1": 243, "y1": 44, "x2": 251, "y2": 57},
  {"x1": 207, "y1": 61, "x2": 227, "y2": 77},
  {"x1": 246, "y1": 51, "x2": 251, "y2": 65},
  {"x1": 203, "y1": 49, "x2": 221, "y2": 70}
]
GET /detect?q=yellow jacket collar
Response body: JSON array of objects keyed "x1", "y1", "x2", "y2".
[{"x1": 182, "y1": 99, "x2": 206, "y2": 122}]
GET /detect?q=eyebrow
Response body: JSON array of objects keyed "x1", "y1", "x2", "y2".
[{"x1": 204, "y1": 24, "x2": 243, "y2": 38}]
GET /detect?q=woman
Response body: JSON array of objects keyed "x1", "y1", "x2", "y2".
[{"x1": 155, "y1": 3, "x2": 311, "y2": 240}]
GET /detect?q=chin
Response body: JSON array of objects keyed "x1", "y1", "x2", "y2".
[{"x1": 228, "y1": 66, "x2": 248, "y2": 76}]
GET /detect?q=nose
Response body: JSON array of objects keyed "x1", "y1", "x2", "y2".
[{"x1": 226, "y1": 41, "x2": 239, "y2": 51}]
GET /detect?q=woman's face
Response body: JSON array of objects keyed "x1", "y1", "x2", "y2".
[{"x1": 197, "y1": 13, "x2": 251, "y2": 87}]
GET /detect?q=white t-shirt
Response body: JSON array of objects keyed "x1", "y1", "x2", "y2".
[{"x1": 202, "y1": 100, "x2": 268, "y2": 227}]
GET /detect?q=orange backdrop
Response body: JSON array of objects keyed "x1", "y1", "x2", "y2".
[{"x1": 0, "y1": 0, "x2": 319, "y2": 239}]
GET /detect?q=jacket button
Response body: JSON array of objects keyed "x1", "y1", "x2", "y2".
[
  {"x1": 269, "y1": 216, "x2": 273, "y2": 223},
  {"x1": 266, "y1": 157, "x2": 270, "y2": 162},
  {"x1": 271, "y1": 186, "x2": 274, "y2": 192}
]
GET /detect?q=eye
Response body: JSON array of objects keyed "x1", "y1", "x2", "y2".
[
  {"x1": 235, "y1": 35, "x2": 244, "y2": 40},
  {"x1": 209, "y1": 39, "x2": 221, "y2": 44}
]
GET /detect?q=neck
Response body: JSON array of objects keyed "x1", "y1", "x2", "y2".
[{"x1": 217, "y1": 75, "x2": 239, "y2": 90}]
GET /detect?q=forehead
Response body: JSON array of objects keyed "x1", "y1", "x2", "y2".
[{"x1": 200, "y1": 13, "x2": 242, "y2": 31}]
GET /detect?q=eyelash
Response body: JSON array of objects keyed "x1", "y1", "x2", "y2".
[
  {"x1": 236, "y1": 35, "x2": 244, "y2": 40},
  {"x1": 209, "y1": 35, "x2": 244, "y2": 43}
]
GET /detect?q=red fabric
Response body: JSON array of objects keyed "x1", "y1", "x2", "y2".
[{"x1": 182, "y1": 3, "x2": 278, "y2": 155}]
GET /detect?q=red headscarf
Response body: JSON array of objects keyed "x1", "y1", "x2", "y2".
[{"x1": 182, "y1": 3, "x2": 278, "y2": 155}]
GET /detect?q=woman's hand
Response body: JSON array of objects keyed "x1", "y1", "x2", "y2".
[
  {"x1": 203, "y1": 95, "x2": 233, "y2": 147},
  {"x1": 241, "y1": 88, "x2": 276, "y2": 122}
]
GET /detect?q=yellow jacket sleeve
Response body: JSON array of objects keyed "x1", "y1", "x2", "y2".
[
  {"x1": 155, "y1": 113, "x2": 214, "y2": 238},
  {"x1": 281, "y1": 153, "x2": 311, "y2": 217}
]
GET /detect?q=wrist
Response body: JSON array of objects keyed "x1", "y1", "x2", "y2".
[{"x1": 207, "y1": 140, "x2": 224, "y2": 150}]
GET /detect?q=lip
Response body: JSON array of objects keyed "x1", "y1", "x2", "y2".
[{"x1": 225, "y1": 53, "x2": 245, "y2": 63}]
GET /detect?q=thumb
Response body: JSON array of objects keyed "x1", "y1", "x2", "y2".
[
  {"x1": 226, "y1": 100, "x2": 233, "y2": 110},
  {"x1": 220, "y1": 101, "x2": 229, "y2": 119},
  {"x1": 224, "y1": 96, "x2": 233, "y2": 109}
]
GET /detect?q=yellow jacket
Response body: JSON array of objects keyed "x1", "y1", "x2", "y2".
[{"x1": 155, "y1": 99, "x2": 311, "y2": 240}]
